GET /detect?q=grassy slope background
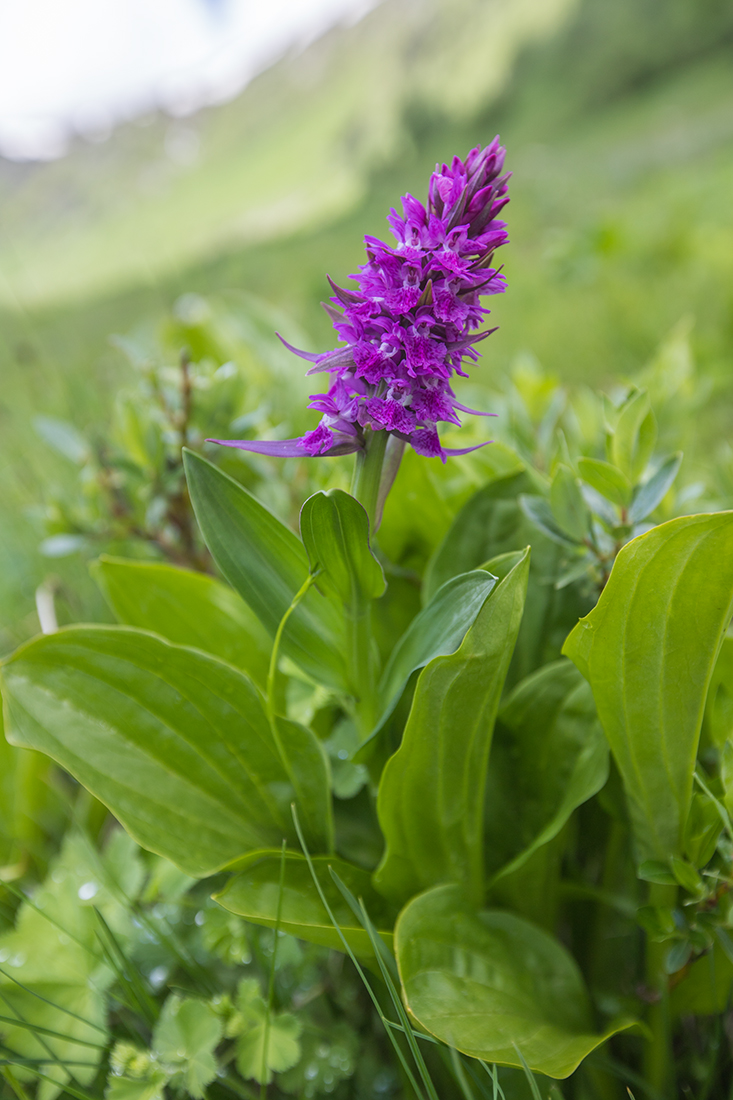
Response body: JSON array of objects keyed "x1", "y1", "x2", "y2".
[{"x1": 1, "y1": 0, "x2": 733, "y2": 645}]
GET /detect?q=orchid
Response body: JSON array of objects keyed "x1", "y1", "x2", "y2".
[{"x1": 209, "y1": 139, "x2": 510, "y2": 525}]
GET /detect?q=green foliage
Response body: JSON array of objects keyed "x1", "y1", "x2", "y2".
[
  {"x1": 9, "y1": 329, "x2": 733, "y2": 1096},
  {"x1": 92, "y1": 557, "x2": 272, "y2": 689},
  {"x1": 183, "y1": 451, "x2": 347, "y2": 691},
  {"x1": 564, "y1": 512, "x2": 733, "y2": 863},
  {"x1": 0, "y1": 627, "x2": 332, "y2": 874},
  {"x1": 395, "y1": 884, "x2": 633, "y2": 1078},
  {"x1": 215, "y1": 852, "x2": 394, "y2": 958},
  {"x1": 374, "y1": 551, "x2": 529, "y2": 906}
]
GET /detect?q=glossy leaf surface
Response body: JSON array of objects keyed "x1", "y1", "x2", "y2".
[
  {"x1": 215, "y1": 850, "x2": 394, "y2": 956},
  {"x1": 0, "y1": 627, "x2": 332, "y2": 875},
  {"x1": 374, "y1": 550, "x2": 529, "y2": 906},
  {"x1": 564, "y1": 512, "x2": 733, "y2": 862},
  {"x1": 486, "y1": 659, "x2": 609, "y2": 882},
  {"x1": 93, "y1": 556, "x2": 271, "y2": 689},
  {"x1": 373, "y1": 569, "x2": 497, "y2": 736},
  {"x1": 183, "y1": 450, "x2": 346, "y2": 689},
  {"x1": 396, "y1": 884, "x2": 632, "y2": 1079},
  {"x1": 300, "y1": 490, "x2": 385, "y2": 606}
]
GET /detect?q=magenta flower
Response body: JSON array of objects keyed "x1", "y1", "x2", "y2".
[{"x1": 210, "y1": 138, "x2": 509, "y2": 463}]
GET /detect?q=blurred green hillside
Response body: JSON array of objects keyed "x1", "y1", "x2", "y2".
[{"x1": 2, "y1": 0, "x2": 733, "y2": 645}]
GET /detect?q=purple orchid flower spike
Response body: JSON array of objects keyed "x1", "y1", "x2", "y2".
[{"x1": 210, "y1": 138, "x2": 509, "y2": 523}]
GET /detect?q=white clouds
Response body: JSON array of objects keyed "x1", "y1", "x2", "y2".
[{"x1": 0, "y1": 0, "x2": 379, "y2": 160}]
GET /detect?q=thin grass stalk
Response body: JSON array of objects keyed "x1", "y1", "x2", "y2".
[
  {"x1": 290, "y1": 805, "x2": 427, "y2": 1100},
  {"x1": 259, "y1": 840, "x2": 286, "y2": 1099}
]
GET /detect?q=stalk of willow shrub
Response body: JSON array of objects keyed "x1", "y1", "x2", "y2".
[{"x1": 208, "y1": 139, "x2": 511, "y2": 527}]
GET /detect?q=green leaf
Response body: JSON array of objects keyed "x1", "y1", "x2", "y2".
[
  {"x1": 563, "y1": 512, "x2": 733, "y2": 863},
  {"x1": 153, "y1": 997, "x2": 222, "y2": 1099},
  {"x1": 106, "y1": 1069, "x2": 167, "y2": 1100},
  {"x1": 183, "y1": 449, "x2": 346, "y2": 690},
  {"x1": 395, "y1": 884, "x2": 634, "y2": 1079},
  {"x1": 214, "y1": 850, "x2": 394, "y2": 957},
  {"x1": 424, "y1": 477, "x2": 591, "y2": 691},
  {"x1": 299, "y1": 490, "x2": 385, "y2": 606},
  {"x1": 423, "y1": 471, "x2": 530, "y2": 602},
  {"x1": 0, "y1": 837, "x2": 115, "y2": 1100},
  {"x1": 702, "y1": 629, "x2": 733, "y2": 750},
  {"x1": 610, "y1": 389, "x2": 657, "y2": 481},
  {"x1": 0, "y1": 627, "x2": 332, "y2": 876},
  {"x1": 372, "y1": 569, "x2": 498, "y2": 737},
  {"x1": 669, "y1": 856, "x2": 703, "y2": 896},
  {"x1": 92, "y1": 556, "x2": 271, "y2": 690},
  {"x1": 670, "y1": 941, "x2": 733, "y2": 1017},
  {"x1": 519, "y1": 495, "x2": 581, "y2": 547},
  {"x1": 107, "y1": 1044, "x2": 168, "y2": 1100},
  {"x1": 236, "y1": 1015, "x2": 301, "y2": 1084},
  {"x1": 637, "y1": 861, "x2": 677, "y2": 886},
  {"x1": 229, "y1": 979, "x2": 302, "y2": 1084},
  {"x1": 683, "y1": 792, "x2": 723, "y2": 868},
  {"x1": 628, "y1": 453, "x2": 682, "y2": 524},
  {"x1": 485, "y1": 660, "x2": 609, "y2": 883},
  {"x1": 577, "y1": 457, "x2": 631, "y2": 509},
  {"x1": 374, "y1": 550, "x2": 529, "y2": 906},
  {"x1": 549, "y1": 466, "x2": 590, "y2": 542}
]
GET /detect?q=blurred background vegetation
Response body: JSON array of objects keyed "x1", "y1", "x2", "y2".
[{"x1": 2, "y1": 0, "x2": 733, "y2": 652}]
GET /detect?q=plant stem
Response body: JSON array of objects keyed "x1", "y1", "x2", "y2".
[
  {"x1": 351, "y1": 428, "x2": 388, "y2": 532},
  {"x1": 644, "y1": 882, "x2": 677, "y2": 1098}
]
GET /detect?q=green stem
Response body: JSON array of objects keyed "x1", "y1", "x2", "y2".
[
  {"x1": 260, "y1": 840, "x2": 287, "y2": 1099},
  {"x1": 644, "y1": 882, "x2": 677, "y2": 1098},
  {"x1": 266, "y1": 573, "x2": 317, "y2": 728},
  {"x1": 266, "y1": 572, "x2": 318, "y2": 783},
  {"x1": 351, "y1": 428, "x2": 389, "y2": 533},
  {"x1": 348, "y1": 603, "x2": 378, "y2": 739}
]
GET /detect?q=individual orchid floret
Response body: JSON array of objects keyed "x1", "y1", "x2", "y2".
[{"x1": 210, "y1": 137, "x2": 509, "y2": 463}]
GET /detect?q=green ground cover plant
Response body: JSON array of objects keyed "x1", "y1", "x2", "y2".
[{"x1": 2, "y1": 135, "x2": 733, "y2": 1100}]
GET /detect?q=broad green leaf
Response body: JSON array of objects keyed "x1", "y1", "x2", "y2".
[
  {"x1": 519, "y1": 495, "x2": 580, "y2": 547},
  {"x1": 549, "y1": 466, "x2": 590, "y2": 542},
  {"x1": 563, "y1": 512, "x2": 733, "y2": 863},
  {"x1": 299, "y1": 490, "x2": 385, "y2": 606},
  {"x1": 372, "y1": 569, "x2": 498, "y2": 737},
  {"x1": 395, "y1": 884, "x2": 634, "y2": 1079},
  {"x1": 628, "y1": 452, "x2": 682, "y2": 524},
  {"x1": 611, "y1": 389, "x2": 656, "y2": 481},
  {"x1": 374, "y1": 550, "x2": 529, "y2": 906},
  {"x1": 423, "y1": 471, "x2": 530, "y2": 602},
  {"x1": 577, "y1": 457, "x2": 631, "y2": 509},
  {"x1": 485, "y1": 660, "x2": 609, "y2": 883},
  {"x1": 0, "y1": 627, "x2": 332, "y2": 876},
  {"x1": 92, "y1": 556, "x2": 271, "y2": 690},
  {"x1": 183, "y1": 450, "x2": 346, "y2": 690},
  {"x1": 215, "y1": 850, "x2": 394, "y2": 957}
]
